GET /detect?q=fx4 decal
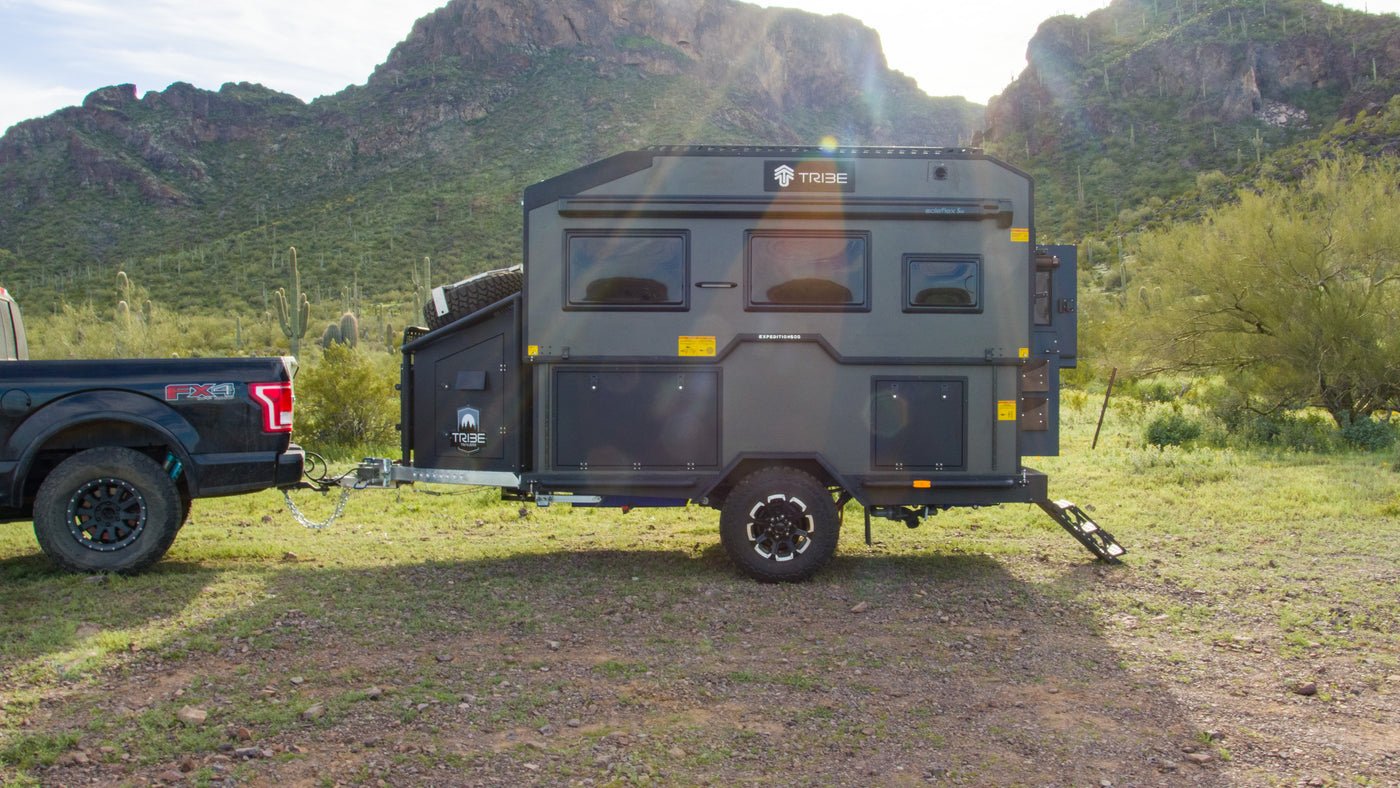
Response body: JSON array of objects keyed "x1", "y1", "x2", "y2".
[{"x1": 165, "y1": 383, "x2": 237, "y2": 401}]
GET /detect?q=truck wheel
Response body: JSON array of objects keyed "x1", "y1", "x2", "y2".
[
  {"x1": 424, "y1": 267, "x2": 523, "y2": 330},
  {"x1": 719, "y1": 467, "x2": 840, "y2": 583},
  {"x1": 33, "y1": 447, "x2": 182, "y2": 574}
]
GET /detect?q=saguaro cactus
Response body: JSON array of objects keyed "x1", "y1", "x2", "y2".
[
  {"x1": 319, "y1": 322, "x2": 341, "y2": 349},
  {"x1": 338, "y1": 311, "x2": 359, "y2": 348},
  {"x1": 275, "y1": 246, "x2": 310, "y2": 359},
  {"x1": 412, "y1": 256, "x2": 432, "y2": 320}
]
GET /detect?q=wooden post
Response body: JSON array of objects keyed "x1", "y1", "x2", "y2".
[{"x1": 1092, "y1": 368, "x2": 1118, "y2": 450}]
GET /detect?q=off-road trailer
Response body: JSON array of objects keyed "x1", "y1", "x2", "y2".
[{"x1": 349, "y1": 146, "x2": 1123, "y2": 581}]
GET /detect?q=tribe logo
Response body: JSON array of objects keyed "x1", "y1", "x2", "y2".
[
  {"x1": 449, "y1": 406, "x2": 488, "y2": 453},
  {"x1": 165, "y1": 383, "x2": 235, "y2": 401},
  {"x1": 764, "y1": 160, "x2": 855, "y2": 192}
]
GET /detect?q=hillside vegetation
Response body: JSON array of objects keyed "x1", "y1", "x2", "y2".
[
  {"x1": 4, "y1": 0, "x2": 1400, "y2": 430},
  {"x1": 986, "y1": 0, "x2": 1400, "y2": 244},
  {"x1": 0, "y1": 0, "x2": 980, "y2": 319}
]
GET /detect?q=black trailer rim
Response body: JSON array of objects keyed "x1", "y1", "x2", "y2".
[
  {"x1": 66, "y1": 477, "x2": 147, "y2": 551},
  {"x1": 745, "y1": 494, "x2": 814, "y2": 561}
]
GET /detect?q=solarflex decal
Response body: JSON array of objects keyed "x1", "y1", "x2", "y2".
[
  {"x1": 764, "y1": 160, "x2": 855, "y2": 193},
  {"x1": 450, "y1": 406, "x2": 488, "y2": 454}
]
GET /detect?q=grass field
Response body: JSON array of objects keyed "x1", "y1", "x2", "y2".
[{"x1": 2, "y1": 402, "x2": 1398, "y2": 787}]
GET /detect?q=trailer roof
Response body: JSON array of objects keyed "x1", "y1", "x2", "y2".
[
  {"x1": 643, "y1": 145, "x2": 988, "y2": 158},
  {"x1": 523, "y1": 146, "x2": 1021, "y2": 212}
]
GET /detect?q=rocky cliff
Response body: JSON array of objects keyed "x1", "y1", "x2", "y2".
[
  {"x1": 0, "y1": 0, "x2": 983, "y2": 297},
  {"x1": 987, "y1": 0, "x2": 1400, "y2": 153},
  {"x1": 981, "y1": 0, "x2": 1400, "y2": 239},
  {"x1": 379, "y1": 0, "x2": 895, "y2": 111}
]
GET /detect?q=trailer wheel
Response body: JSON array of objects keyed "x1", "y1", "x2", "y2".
[
  {"x1": 719, "y1": 467, "x2": 840, "y2": 583},
  {"x1": 424, "y1": 267, "x2": 523, "y2": 330},
  {"x1": 33, "y1": 448, "x2": 182, "y2": 574}
]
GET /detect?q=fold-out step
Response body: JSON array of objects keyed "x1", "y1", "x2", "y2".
[{"x1": 1037, "y1": 499, "x2": 1126, "y2": 563}]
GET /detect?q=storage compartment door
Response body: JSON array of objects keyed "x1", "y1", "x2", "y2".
[
  {"x1": 872, "y1": 378, "x2": 966, "y2": 470},
  {"x1": 553, "y1": 368, "x2": 720, "y2": 469},
  {"x1": 405, "y1": 299, "x2": 524, "y2": 473},
  {"x1": 432, "y1": 336, "x2": 506, "y2": 462}
]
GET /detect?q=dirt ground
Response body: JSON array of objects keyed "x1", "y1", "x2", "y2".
[{"x1": 18, "y1": 543, "x2": 1400, "y2": 788}]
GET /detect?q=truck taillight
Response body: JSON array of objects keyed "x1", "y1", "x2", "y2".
[{"x1": 250, "y1": 382, "x2": 294, "y2": 433}]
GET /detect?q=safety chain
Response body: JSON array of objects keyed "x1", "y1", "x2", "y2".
[{"x1": 282, "y1": 486, "x2": 354, "y2": 529}]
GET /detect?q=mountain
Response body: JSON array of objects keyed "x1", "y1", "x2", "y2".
[
  {"x1": 982, "y1": 0, "x2": 1400, "y2": 241},
  {"x1": 0, "y1": 0, "x2": 982, "y2": 315},
  {"x1": 9, "y1": 0, "x2": 1400, "y2": 320}
]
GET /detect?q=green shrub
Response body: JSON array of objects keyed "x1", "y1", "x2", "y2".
[
  {"x1": 1276, "y1": 412, "x2": 1340, "y2": 453},
  {"x1": 294, "y1": 344, "x2": 398, "y2": 453},
  {"x1": 1340, "y1": 415, "x2": 1398, "y2": 452},
  {"x1": 1145, "y1": 411, "x2": 1202, "y2": 448}
]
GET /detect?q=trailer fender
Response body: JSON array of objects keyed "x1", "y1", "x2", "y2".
[{"x1": 700, "y1": 453, "x2": 853, "y2": 510}]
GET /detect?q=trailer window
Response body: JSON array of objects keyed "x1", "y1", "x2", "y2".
[
  {"x1": 745, "y1": 231, "x2": 870, "y2": 311},
  {"x1": 903, "y1": 255, "x2": 982, "y2": 313},
  {"x1": 565, "y1": 230, "x2": 689, "y2": 310}
]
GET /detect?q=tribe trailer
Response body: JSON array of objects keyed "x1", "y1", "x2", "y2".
[{"x1": 351, "y1": 145, "x2": 1124, "y2": 582}]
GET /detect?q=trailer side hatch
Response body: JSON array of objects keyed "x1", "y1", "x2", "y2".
[
  {"x1": 554, "y1": 368, "x2": 720, "y2": 469},
  {"x1": 871, "y1": 377, "x2": 967, "y2": 470}
]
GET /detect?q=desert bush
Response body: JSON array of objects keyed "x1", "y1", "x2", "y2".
[
  {"x1": 1340, "y1": 415, "x2": 1397, "y2": 452},
  {"x1": 294, "y1": 343, "x2": 398, "y2": 453},
  {"x1": 1276, "y1": 412, "x2": 1340, "y2": 453},
  {"x1": 1145, "y1": 411, "x2": 1202, "y2": 448}
]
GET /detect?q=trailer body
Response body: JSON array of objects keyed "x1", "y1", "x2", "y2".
[{"x1": 386, "y1": 147, "x2": 1120, "y2": 580}]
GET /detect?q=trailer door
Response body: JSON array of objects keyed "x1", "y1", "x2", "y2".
[{"x1": 1021, "y1": 244, "x2": 1077, "y2": 457}]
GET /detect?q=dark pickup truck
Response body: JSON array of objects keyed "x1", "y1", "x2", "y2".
[{"x1": 0, "y1": 285, "x2": 305, "y2": 573}]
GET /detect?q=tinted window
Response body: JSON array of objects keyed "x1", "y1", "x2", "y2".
[
  {"x1": 565, "y1": 231, "x2": 688, "y2": 310},
  {"x1": 1033, "y1": 269, "x2": 1052, "y2": 326},
  {"x1": 904, "y1": 255, "x2": 982, "y2": 313},
  {"x1": 746, "y1": 231, "x2": 870, "y2": 311}
]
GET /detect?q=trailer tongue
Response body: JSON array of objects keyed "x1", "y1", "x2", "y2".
[{"x1": 341, "y1": 146, "x2": 1125, "y2": 581}]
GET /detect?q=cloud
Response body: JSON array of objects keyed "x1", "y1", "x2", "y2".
[
  {"x1": 0, "y1": 0, "x2": 443, "y2": 132},
  {"x1": 0, "y1": 75, "x2": 87, "y2": 130}
]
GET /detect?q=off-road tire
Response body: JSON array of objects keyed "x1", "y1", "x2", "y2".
[
  {"x1": 423, "y1": 267, "x2": 523, "y2": 330},
  {"x1": 33, "y1": 447, "x2": 182, "y2": 574},
  {"x1": 719, "y1": 466, "x2": 841, "y2": 583}
]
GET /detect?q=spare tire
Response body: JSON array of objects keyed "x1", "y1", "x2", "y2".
[{"x1": 424, "y1": 266, "x2": 523, "y2": 330}]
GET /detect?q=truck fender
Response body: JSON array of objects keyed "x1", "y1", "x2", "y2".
[{"x1": 5, "y1": 390, "x2": 199, "y2": 504}]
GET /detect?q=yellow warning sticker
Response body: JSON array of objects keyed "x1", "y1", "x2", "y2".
[
  {"x1": 527, "y1": 345, "x2": 539, "y2": 357},
  {"x1": 1010, "y1": 228, "x2": 1030, "y2": 243},
  {"x1": 997, "y1": 400, "x2": 1018, "y2": 421},
  {"x1": 679, "y1": 336, "x2": 717, "y2": 357},
  {"x1": 1018, "y1": 347, "x2": 1030, "y2": 358}
]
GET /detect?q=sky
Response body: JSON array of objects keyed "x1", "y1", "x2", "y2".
[{"x1": 1, "y1": 0, "x2": 1397, "y2": 137}]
